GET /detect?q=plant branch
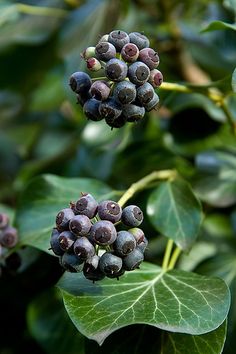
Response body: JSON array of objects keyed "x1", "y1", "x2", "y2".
[
  {"x1": 162, "y1": 239, "x2": 174, "y2": 270},
  {"x1": 117, "y1": 170, "x2": 177, "y2": 207},
  {"x1": 168, "y1": 246, "x2": 182, "y2": 270}
]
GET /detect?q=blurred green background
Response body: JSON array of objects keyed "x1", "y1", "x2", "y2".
[{"x1": 0, "y1": 0, "x2": 236, "y2": 353}]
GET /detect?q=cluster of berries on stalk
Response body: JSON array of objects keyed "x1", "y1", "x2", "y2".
[
  {"x1": 50, "y1": 193, "x2": 148, "y2": 282},
  {"x1": 0, "y1": 212, "x2": 21, "y2": 275},
  {"x1": 69, "y1": 30, "x2": 163, "y2": 128}
]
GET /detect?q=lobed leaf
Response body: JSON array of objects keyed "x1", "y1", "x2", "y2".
[{"x1": 58, "y1": 262, "x2": 230, "y2": 345}]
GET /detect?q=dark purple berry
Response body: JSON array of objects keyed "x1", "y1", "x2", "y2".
[
  {"x1": 83, "y1": 98, "x2": 103, "y2": 121},
  {"x1": 121, "y1": 205, "x2": 143, "y2": 227},
  {"x1": 83, "y1": 255, "x2": 105, "y2": 281},
  {"x1": 128, "y1": 228, "x2": 145, "y2": 245},
  {"x1": 108, "y1": 30, "x2": 130, "y2": 52},
  {"x1": 128, "y1": 61, "x2": 150, "y2": 85},
  {"x1": 90, "y1": 220, "x2": 117, "y2": 246},
  {"x1": 137, "y1": 236, "x2": 148, "y2": 253},
  {"x1": 69, "y1": 215, "x2": 92, "y2": 236},
  {"x1": 136, "y1": 82, "x2": 154, "y2": 105},
  {"x1": 106, "y1": 267, "x2": 125, "y2": 279},
  {"x1": 99, "y1": 98, "x2": 122, "y2": 120},
  {"x1": 0, "y1": 213, "x2": 9, "y2": 229},
  {"x1": 129, "y1": 32, "x2": 150, "y2": 50},
  {"x1": 95, "y1": 42, "x2": 116, "y2": 61},
  {"x1": 0, "y1": 226, "x2": 18, "y2": 248},
  {"x1": 69, "y1": 72, "x2": 92, "y2": 94},
  {"x1": 73, "y1": 237, "x2": 95, "y2": 260},
  {"x1": 123, "y1": 248, "x2": 144, "y2": 270},
  {"x1": 105, "y1": 113, "x2": 126, "y2": 129},
  {"x1": 113, "y1": 81, "x2": 136, "y2": 105},
  {"x1": 97, "y1": 200, "x2": 122, "y2": 223},
  {"x1": 56, "y1": 208, "x2": 74, "y2": 231},
  {"x1": 59, "y1": 231, "x2": 76, "y2": 251},
  {"x1": 113, "y1": 231, "x2": 136, "y2": 257},
  {"x1": 105, "y1": 58, "x2": 128, "y2": 82},
  {"x1": 139, "y1": 48, "x2": 160, "y2": 70},
  {"x1": 149, "y1": 69, "x2": 163, "y2": 88},
  {"x1": 76, "y1": 91, "x2": 92, "y2": 107},
  {"x1": 121, "y1": 43, "x2": 139, "y2": 62},
  {"x1": 60, "y1": 252, "x2": 84, "y2": 272},
  {"x1": 143, "y1": 92, "x2": 159, "y2": 112},
  {"x1": 74, "y1": 193, "x2": 98, "y2": 219},
  {"x1": 122, "y1": 103, "x2": 145, "y2": 122},
  {"x1": 50, "y1": 228, "x2": 64, "y2": 256},
  {"x1": 99, "y1": 252, "x2": 123, "y2": 275},
  {"x1": 90, "y1": 81, "x2": 111, "y2": 101}
]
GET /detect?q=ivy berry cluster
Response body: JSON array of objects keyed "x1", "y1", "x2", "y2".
[
  {"x1": 0, "y1": 212, "x2": 21, "y2": 274},
  {"x1": 69, "y1": 30, "x2": 163, "y2": 128},
  {"x1": 50, "y1": 193, "x2": 148, "y2": 282}
]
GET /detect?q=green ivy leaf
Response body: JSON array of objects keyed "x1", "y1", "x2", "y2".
[
  {"x1": 57, "y1": 262, "x2": 230, "y2": 345},
  {"x1": 163, "y1": 321, "x2": 227, "y2": 354},
  {"x1": 201, "y1": 20, "x2": 236, "y2": 33},
  {"x1": 27, "y1": 288, "x2": 85, "y2": 354},
  {"x1": 147, "y1": 180, "x2": 203, "y2": 250},
  {"x1": 232, "y1": 68, "x2": 236, "y2": 93},
  {"x1": 16, "y1": 174, "x2": 112, "y2": 253}
]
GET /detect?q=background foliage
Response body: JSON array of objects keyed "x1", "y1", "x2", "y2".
[{"x1": 1, "y1": 0, "x2": 236, "y2": 353}]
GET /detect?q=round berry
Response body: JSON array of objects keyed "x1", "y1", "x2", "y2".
[
  {"x1": 113, "y1": 231, "x2": 136, "y2": 257},
  {"x1": 148, "y1": 69, "x2": 163, "y2": 88},
  {"x1": 128, "y1": 61, "x2": 150, "y2": 85},
  {"x1": 50, "y1": 228, "x2": 64, "y2": 256},
  {"x1": 74, "y1": 193, "x2": 98, "y2": 219},
  {"x1": 143, "y1": 92, "x2": 159, "y2": 112},
  {"x1": 136, "y1": 82, "x2": 154, "y2": 105},
  {"x1": 113, "y1": 81, "x2": 136, "y2": 105},
  {"x1": 105, "y1": 58, "x2": 128, "y2": 82},
  {"x1": 108, "y1": 30, "x2": 130, "y2": 52},
  {"x1": 90, "y1": 80, "x2": 111, "y2": 101},
  {"x1": 121, "y1": 43, "x2": 139, "y2": 62},
  {"x1": 97, "y1": 200, "x2": 122, "y2": 223},
  {"x1": 99, "y1": 252, "x2": 123, "y2": 275},
  {"x1": 69, "y1": 215, "x2": 92, "y2": 236},
  {"x1": 76, "y1": 91, "x2": 92, "y2": 107},
  {"x1": 60, "y1": 252, "x2": 84, "y2": 272},
  {"x1": 139, "y1": 48, "x2": 159, "y2": 70},
  {"x1": 99, "y1": 34, "x2": 109, "y2": 43},
  {"x1": 73, "y1": 237, "x2": 95, "y2": 261},
  {"x1": 83, "y1": 255, "x2": 105, "y2": 281},
  {"x1": 90, "y1": 220, "x2": 117, "y2": 246},
  {"x1": 121, "y1": 205, "x2": 143, "y2": 227},
  {"x1": 106, "y1": 267, "x2": 125, "y2": 279},
  {"x1": 123, "y1": 248, "x2": 144, "y2": 270},
  {"x1": 137, "y1": 236, "x2": 148, "y2": 253},
  {"x1": 69, "y1": 72, "x2": 92, "y2": 94},
  {"x1": 59, "y1": 231, "x2": 76, "y2": 251},
  {"x1": 95, "y1": 42, "x2": 116, "y2": 61},
  {"x1": 0, "y1": 226, "x2": 18, "y2": 248},
  {"x1": 128, "y1": 228, "x2": 145, "y2": 245},
  {"x1": 81, "y1": 46, "x2": 96, "y2": 60},
  {"x1": 99, "y1": 98, "x2": 122, "y2": 120},
  {"x1": 83, "y1": 98, "x2": 103, "y2": 121},
  {"x1": 122, "y1": 103, "x2": 145, "y2": 122},
  {"x1": 129, "y1": 32, "x2": 150, "y2": 50},
  {"x1": 86, "y1": 58, "x2": 102, "y2": 72},
  {"x1": 105, "y1": 113, "x2": 126, "y2": 129},
  {"x1": 0, "y1": 213, "x2": 9, "y2": 229},
  {"x1": 56, "y1": 208, "x2": 74, "y2": 231}
]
